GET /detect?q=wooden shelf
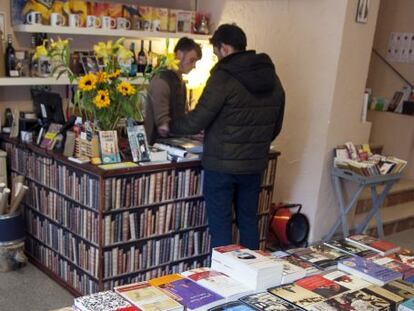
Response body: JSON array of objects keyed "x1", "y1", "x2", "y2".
[
  {"x1": 0, "y1": 76, "x2": 145, "y2": 86},
  {"x1": 13, "y1": 24, "x2": 210, "y2": 41}
]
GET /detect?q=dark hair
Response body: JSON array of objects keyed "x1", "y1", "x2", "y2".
[
  {"x1": 210, "y1": 24, "x2": 247, "y2": 51},
  {"x1": 174, "y1": 37, "x2": 202, "y2": 59}
]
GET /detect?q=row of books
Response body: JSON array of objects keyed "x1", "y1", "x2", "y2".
[
  {"x1": 26, "y1": 209, "x2": 100, "y2": 278},
  {"x1": 263, "y1": 158, "x2": 278, "y2": 186},
  {"x1": 104, "y1": 169, "x2": 204, "y2": 211},
  {"x1": 6, "y1": 144, "x2": 100, "y2": 209},
  {"x1": 25, "y1": 181, "x2": 99, "y2": 244},
  {"x1": 72, "y1": 234, "x2": 414, "y2": 310},
  {"x1": 103, "y1": 200, "x2": 207, "y2": 246},
  {"x1": 103, "y1": 229, "x2": 211, "y2": 279},
  {"x1": 333, "y1": 142, "x2": 407, "y2": 176},
  {"x1": 26, "y1": 237, "x2": 99, "y2": 294}
]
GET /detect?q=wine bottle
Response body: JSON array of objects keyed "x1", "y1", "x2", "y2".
[
  {"x1": 5, "y1": 34, "x2": 17, "y2": 77},
  {"x1": 29, "y1": 34, "x2": 38, "y2": 77},
  {"x1": 147, "y1": 40, "x2": 153, "y2": 72},
  {"x1": 137, "y1": 40, "x2": 147, "y2": 74},
  {"x1": 129, "y1": 42, "x2": 137, "y2": 77},
  {"x1": 0, "y1": 31, "x2": 5, "y2": 77}
]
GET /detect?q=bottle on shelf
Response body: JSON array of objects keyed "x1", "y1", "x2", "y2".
[
  {"x1": 137, "y1": 40, "x2": 147, "y2": 74},
  {"x1": 5, "y1": 34, "x2": 17, "y2": 77},
  {"x1": 129, "y1": 42, "x2": 137, "y2": 77},
  {"x1": 0, "y1": 30, "x2": 5, "y2": 77},
  {"x1": 147, "y1": 40, "x2": 153, "y2": 73},
  {"x1": 29, "y1": 34, "x2": 38, "y2": 77}
]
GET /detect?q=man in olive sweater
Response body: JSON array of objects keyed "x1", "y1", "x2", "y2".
[
  {"x1": 170, "y1": 24, "x2": 285, "y2": 249},
  {"x1": 145, "y1": 37, "x2": 202, "y2": 145}
]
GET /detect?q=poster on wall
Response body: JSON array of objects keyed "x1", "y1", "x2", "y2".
[{"x1": 356, "y1": 0, "x2": 369, "y2": 24}]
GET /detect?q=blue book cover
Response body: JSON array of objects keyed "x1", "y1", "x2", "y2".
[
  {"x1": 401, "y1": 297, "x2": 414, "y2": 310},
  {"x1": 160, "y1": 278, "x2": 224, "y2": 310},
  {"x1": 339, "y1": 256, "x2": 402, "y2": 284}
]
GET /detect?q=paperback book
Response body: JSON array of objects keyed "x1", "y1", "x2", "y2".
[
  {"x1": 211, "y1": 245, "x2": 283, "y2": 291},
  {"x1": 383, "y1": 280, "x2": 414, "y2": 299},
  {"x1": 371, "y1": 256, "x2": 414, "y2": 281},
  {"x1": 74, "y1": 291, "x2": 137, "y2": 311},
  {"x1": 399, "y1": 297, "x2": 414, "y2": 311},
  {"x1": 346, "y1": 234, "x2": 401, "y2": 256},
  {"x1": 269, "y1": 257, "x2": 307, "y2": 284},
  {"x1": 181, "y1": 267, "x2": 252, "y2": 301},
  {"x1": 207, "y1": 301, "x2": 255, "y2": 311},
  {"x1": 338, "y1": 256, "x2": 402, "y2": 286},
  {"x1": 239, "y1": 292, "x2": 302, "y2": 310},
  {"x1": 148, "y1": 274, "x2": 224, "y2": 311},
  {"x1": 362, "y1": 285, "x2": 404, "y2": 310},
  {"x1": 295, "y1": 275, "x2": 348, "y2": 299},
  {"x1": 324, "y1": 239, "x2": 377, "y2": 257},
  {"x1": 322, "y1": 270, "x2": 371, "y2": 291},
  {"x1": 287, "y1": 247, "x2": 338, "y2": 271},
  {"x1": 388, "y1": 248, "x2": 414, "y2": 267},
  {"x1": 114, "y1": 282, "x2": 183, "y2": 311},
  {"x1": 268, "y1": 284, "x2": 325, "y2": 308}
]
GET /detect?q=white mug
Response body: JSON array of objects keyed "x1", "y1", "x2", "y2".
[
  {"x1": 101, "y1": 16, "x2": 116, "y2": 29},
  {"x1": 116, "y1": 17, "x2": 131, "y2": 30},
  {"x1": 68, "y1": 14, "x2": 81, "y2": 27},
  {"x1": 86, "y1": 15, "x2": 101, "y2": 28},
  {"x1": 26, "y1": 11, "x2": 42, "y2": 25},
  {"x1": 50, "y1": 12, "x2": 65, "y2": 26}
]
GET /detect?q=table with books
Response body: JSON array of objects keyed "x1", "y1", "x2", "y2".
[{"x1": 61, "y1": 234, "x2": 414, "y2": 311}]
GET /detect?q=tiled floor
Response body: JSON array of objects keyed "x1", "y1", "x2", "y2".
[{"x1": 1, "y1": 229, "x2": 414, "y2": 311}]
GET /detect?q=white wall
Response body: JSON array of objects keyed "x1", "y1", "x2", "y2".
[{"x1": 199, "y1": 0, "x2": 379, "y2": 241}]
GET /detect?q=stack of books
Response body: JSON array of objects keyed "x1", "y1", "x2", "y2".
[
  {"x1": 333, "y1": 142, "x2": 407, "y2": 176},
  {"x1": 68, "y1": 236, "x2": 414, "y2": 311}
]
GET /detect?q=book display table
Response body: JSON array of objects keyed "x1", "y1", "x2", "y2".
[
  {"x1": 324, "y1": 168, "x2": 402, "y2": 241},
  {"x1": 0, "y1": 134, "x2": 279, "y2": 296}
]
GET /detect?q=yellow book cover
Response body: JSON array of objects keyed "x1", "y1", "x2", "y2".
[{"x1": 148, "y1": 274, "x2": 183, "y2": 287}]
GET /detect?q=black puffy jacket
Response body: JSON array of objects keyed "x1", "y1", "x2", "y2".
[{"x1": 171, "y1": 50, "x2": 285, "y2": 174}]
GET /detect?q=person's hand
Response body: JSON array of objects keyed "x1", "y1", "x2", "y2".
[
  {"x1": 192, "y1": 130, "x2": 204, "y2": 142},
  {"x1": 158, "y1": 123, "x2": 170, "y2": 137}
]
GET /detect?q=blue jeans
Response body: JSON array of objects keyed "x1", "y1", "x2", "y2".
[{"x1": 203, "y1": 170, "x2": 261, "y2": 250}]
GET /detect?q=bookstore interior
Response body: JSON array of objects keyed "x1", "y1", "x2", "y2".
[{"x1": 0, "y1": 0, "x2": 414, "y2": 310}]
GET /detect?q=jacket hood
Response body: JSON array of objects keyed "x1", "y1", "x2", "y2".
[{"x1": 213, "y1": 50, "x2": 277, "y2": 94}]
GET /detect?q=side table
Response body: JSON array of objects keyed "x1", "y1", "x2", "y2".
[{"x1": 324, "y1": 168, "x2": 401, "y2": 241}]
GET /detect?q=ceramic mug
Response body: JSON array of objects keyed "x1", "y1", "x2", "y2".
[
  {"x1": 101, "y1": 16, "x2": 116, "y2": 29},
  {"x1": 68, "y1": 14, "x2": 81, "y2": 27},
  {"x1": 86, "y1": 15, "x2": 101, "y2": 28},
  {"x1": 116, "y1": 17, "x2": 131, "y2": 30},
  {"x1": 26, "y1": 11, "x2": 42, "y2": 25},
  {"x1": 50, "y1": 12, "x2": 66, "y2": 26}
]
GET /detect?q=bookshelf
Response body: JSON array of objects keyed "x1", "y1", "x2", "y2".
[{"x1": 0, "y1": 134, "x2": 279, "y2": 296}]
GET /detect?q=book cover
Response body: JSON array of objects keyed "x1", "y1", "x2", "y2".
[
  {"x1": 240, "y1": 292, "x2": 302, "y2": 310},
  {"x1": 324, "y1": 239, "x2": 376, "y2": 257},
  {"x1": 99, "y1": 130, "x2": 121, "y2": 164},
  {"x1": 207, "y1": 301, "x2": 255, "y2": 311},
  {"x1": 288, "y1": 248, "x2": 337, "y2": 271},
  {"x1": 323, "y1": 270, "x2": 371, "y2": 291},
  {"x1": 295, "y1": 275, "x2": 348, "y2": 298},
  {"x1": 388, "y1": 248, "x2": 414, "y2": 267},
  {"x1": 40, "y1": 123, "x2": 62, "y2": 150},
  {"x1": 383, "y1": 280, "x2": 414, "y2": 299},
  {"x1": 152, "y1": 276, "x2": 224, "y2": 311},
  {"x1": 74, "y1": 290, "x2": 136, "y2": 311},
  {"x1": 269, "y1": 257, "x2": 307, "y2": 284},
  {"x1": 115, "y1": 282, "x2": 183, "y2": 311},
  {"x1": 399, "y1": 297, "x2": 414, "y2": 311},
  {"x1": 283, "y1": 255, "x2": 321, "y2": 276},
  {"x1": 362, "y1": 285, "x2": 404, "y2": 310},
  {"x1": 338, "y1": 256, "x2": 402, "y2": 286},
  {"x1": 346, "y1": 234, "x2": 400, "y2": 256},
  {"x1": 181, "y1": 268, "x2": 251, "y2": 300},
  {"x1": 314, "y1": 289, "x2": 391, "y2": 311},
  {"x1": 371, "y1": 256, "x2": 414, "y2": 280},
  {"x1": 268, "y1": 284, "x2": 325, "y2": 308}
]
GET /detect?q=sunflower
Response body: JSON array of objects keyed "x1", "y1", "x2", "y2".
[
  {"x1": 117, "y1": 81, "x2": 136, "y2": 96},
  {"x1": 94, "y1": 90, "x2": 111, "y2": 109},
  {"x1": 164, "y1": 53, "x2": 180, "y2": 71},
  {"x1": 78, "y1": 73, "x2": 97, "y2": 91},
  {"x1": 108, "y1": 69, "x2": 121, "y2": 79},
  {"x1": 96, "y1": 71, "x2": 108, "y2": 83},
  {"x1": 32, "y1": 45, "x2": 48, "y2": 61}
]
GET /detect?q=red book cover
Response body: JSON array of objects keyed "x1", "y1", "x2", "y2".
[
  {"x1": 296, "y1": 275, "x2": 348, "y2": 298},
  {"x1": 370, "y1": 240, "x2": 401, "y2": 254}
]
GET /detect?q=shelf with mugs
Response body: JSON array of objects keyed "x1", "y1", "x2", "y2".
[
  {"x1": 13, "y1": 24, "x2": 211, "y2": 41},
  {"x1": 0, "y1": 75, "x2": 146, "y2": 86}
]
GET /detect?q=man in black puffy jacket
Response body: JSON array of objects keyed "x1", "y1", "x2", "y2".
[{"x1": 170, "y1": 24, "x2": 285, "y2": 249}]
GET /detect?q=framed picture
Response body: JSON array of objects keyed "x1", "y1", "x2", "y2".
[
  {"x1": 356, "y1": 0, "x2": 369, "y2": 24},
  {"x1": 0, "y1": 12, "x2": 6, "y2": 42},
  {"x1": 80, "y1": 52, "x2": 100, "y2": 74}
]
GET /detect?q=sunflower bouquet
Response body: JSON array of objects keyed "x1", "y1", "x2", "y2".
[{"x1": 33, "y1": 38, "x2": 147, "y2": 131}]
